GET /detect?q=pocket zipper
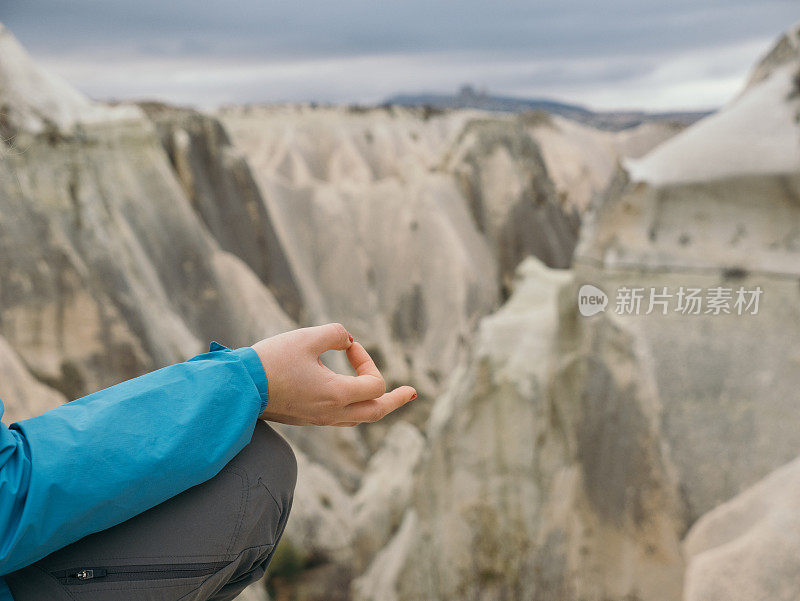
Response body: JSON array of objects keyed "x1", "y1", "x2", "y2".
[{"x1": 51, "y1": 561, "x2": 229, "y2": 584}]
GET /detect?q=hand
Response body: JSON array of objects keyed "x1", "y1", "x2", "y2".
[{"x1": 252, "y1": 323, "x2": 417, "y2": 426}]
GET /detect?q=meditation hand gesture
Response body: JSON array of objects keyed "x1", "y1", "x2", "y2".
[{"x1": 252, "y1": 323, "x2": 417, "y2": 426}]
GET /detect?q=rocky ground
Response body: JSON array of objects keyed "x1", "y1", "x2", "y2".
[{"x1": 1, "y1": 18, "x2": 799, "y2": 601}]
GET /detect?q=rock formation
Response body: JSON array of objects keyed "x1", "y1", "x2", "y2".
[
  {"x1": 0, "y1": 23, "x2": 140, "y2": 136},
  {"x1": 142, "y1": 104, "x2": 304, "y2": 321},
  {"x1": 356, "y1": 259, "x2": 685, "y2": 601},
  {"x1": 218, "y1": 105, "x2": 501, "y2": 395},
  {"x1": 574, "y1": 23, "x2": 800, "y2": 521},
  {"x1": 0, "y1": 111, "x2": 293, "y2": 396},
  {"x1": 218, "y1": 104, "x2": 670, "y2": 394},
  {"x1": 682, "y1": 455, "x2": 800, "y2": 601},
  {"x1": 444, "y1": 117, "x2": 580, "y2": 289},
  {"x1": 0, "y1": 335, "x2": 64, "y2": 424},
  {"x1": 357, "y1": 21, "x2": 800, "y2": 601}
]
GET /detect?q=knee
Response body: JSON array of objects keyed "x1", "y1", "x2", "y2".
[
  {"x1": 224, "y1": 421, "x2": 297, "y2": 558},
  {"x1": 240, "y1": 420, "x2": 297, "y2": 515}
]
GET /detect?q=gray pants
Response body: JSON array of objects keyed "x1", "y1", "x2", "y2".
[{"x1": 7, "y1": 420, "x2": 297, "y2": 601}]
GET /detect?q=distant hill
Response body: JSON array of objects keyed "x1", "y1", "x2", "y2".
[{"x1": 385, "y1": 85, "x2": 713, "y2": 131}]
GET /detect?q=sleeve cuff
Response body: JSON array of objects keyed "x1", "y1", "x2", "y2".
[{"x1": 209, "y1": 342, "x2": 269, "y2": 413}]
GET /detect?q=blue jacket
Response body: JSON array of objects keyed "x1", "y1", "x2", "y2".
[{"x1": 0, "y1": 342, "x2": 269, "y2": 600}]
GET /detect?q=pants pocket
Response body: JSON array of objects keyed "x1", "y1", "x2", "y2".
[{"x1": 50, "y1": 561, "x2": 230, "y2": 585}]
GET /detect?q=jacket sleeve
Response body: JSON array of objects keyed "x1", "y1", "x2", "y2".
[{"x1": 0, "y1": 341, "x2": 269, "y2": 576}]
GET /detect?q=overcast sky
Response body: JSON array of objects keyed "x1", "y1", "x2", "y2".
[{"x1": 4, "y1": 1, "x2": 798, "y2": 111}]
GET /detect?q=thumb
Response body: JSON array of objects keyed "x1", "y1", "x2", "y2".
[{"x1": 304, "y1": 322, "x2": 353, "y2": 355}]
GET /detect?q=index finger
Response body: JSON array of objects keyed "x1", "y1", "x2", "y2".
[
  {"x1": 346, "y1": 342, "x2": 382, "y2": 379},
  {"x1": 329, "y1": 342, "x2": 386, "y2": 403}
]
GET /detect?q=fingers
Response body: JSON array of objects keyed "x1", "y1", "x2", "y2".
[
  {"x1": 331, "y1": 372, "x2": 386, "y2": 403},
  {"x1": 346, "y1": 342, "x2": 382, "y2": 379},
  {"x1": 304, "y1": 323, "x2": 352, "y2": 355},
  {"x1": 328, "y1": 341, "x2": 385, "y2": 403},
  {"x1": 335, "y1": 386, "x2": 417, "y2": 425}
]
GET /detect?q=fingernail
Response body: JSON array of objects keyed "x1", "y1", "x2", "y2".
[{"x1": 410, "y1": 392, "x2": 417, "y2": 401}]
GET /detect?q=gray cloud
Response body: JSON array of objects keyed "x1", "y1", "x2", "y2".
[{"x1": 4, "y1": 0, "x2": 798, "y2": 109}]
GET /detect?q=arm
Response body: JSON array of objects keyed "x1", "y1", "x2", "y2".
[
  {"x1": 0, "y1": 323, "x2": 416, "y2": 576},
  {"x1": 0, "y1": 341, "x2": 267, "y2": 575}
]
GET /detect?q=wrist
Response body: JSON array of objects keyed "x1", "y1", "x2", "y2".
[{"x1": 230, "y1": 346, "x2": 269, "y2": 413}]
